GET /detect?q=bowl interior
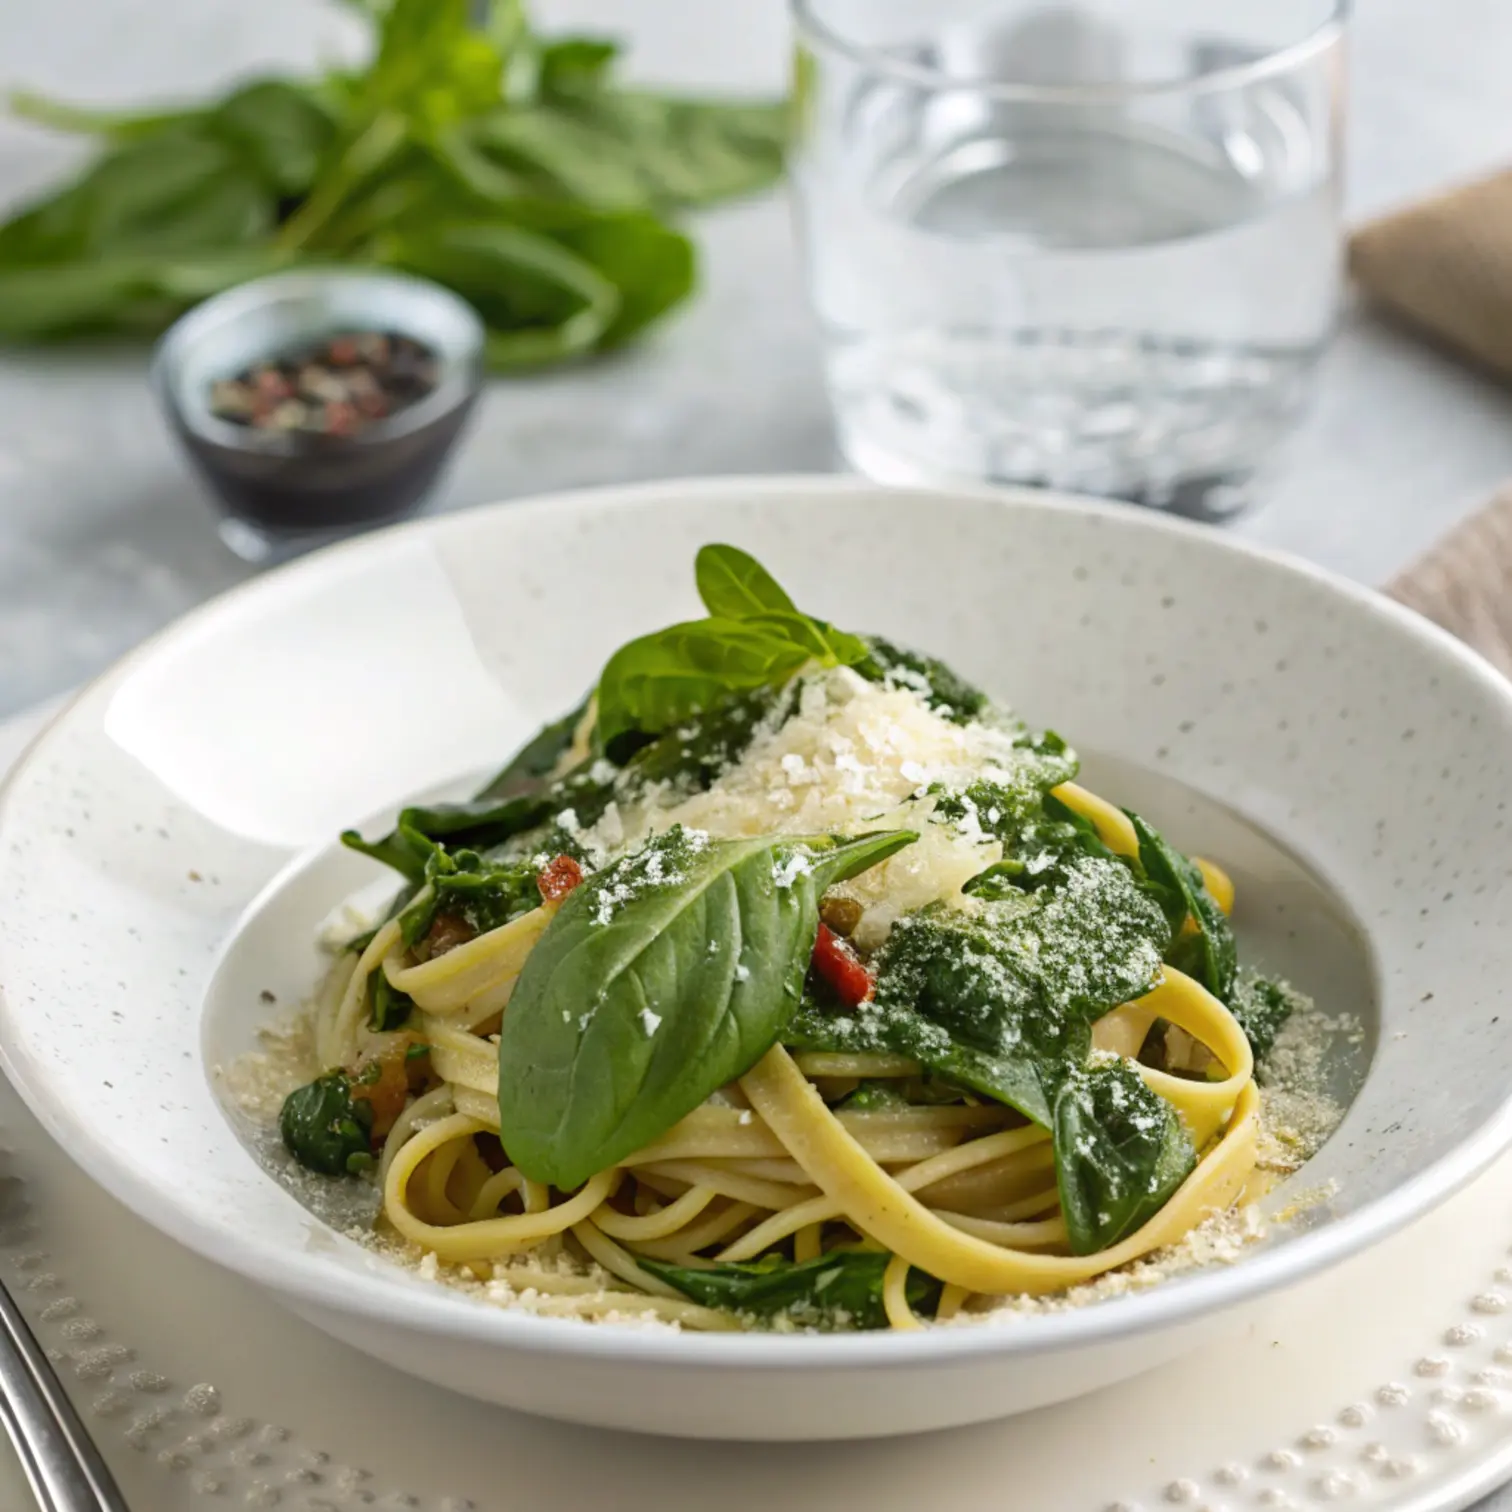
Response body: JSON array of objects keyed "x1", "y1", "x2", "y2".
[
  {"x1": 1, "y1": 477, "x2": 1508, "y2": 1362},
  {"x1": 204, "y1": 748, "x2": 1377, "y2": 1228}
]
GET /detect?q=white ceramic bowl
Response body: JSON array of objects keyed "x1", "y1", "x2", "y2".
[{"x1": 2, "y1": 477, "x2": 1510, "y2": 1442}]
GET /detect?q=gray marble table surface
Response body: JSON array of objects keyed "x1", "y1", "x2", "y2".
[{"x1": 1, "y1": 0, "x2": 1512, "y2": 1506}]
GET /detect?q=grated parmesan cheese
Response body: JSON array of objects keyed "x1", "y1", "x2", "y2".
[
  {"x1": 1255, "y1": 1003, "x2": 1357, "y2": 1175},
  {"x1": 584, "y1": 667, "x2": 1050, "y2": 949}
]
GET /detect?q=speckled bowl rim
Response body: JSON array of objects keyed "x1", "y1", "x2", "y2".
[{"x1": 3, "y1": 473, "x2": 1511, "y2": 1371}]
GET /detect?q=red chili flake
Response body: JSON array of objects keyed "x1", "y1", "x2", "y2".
[
  {"x1": 537, "y1": 853, "x2": 584, "y2": 902},
  {"x1": 811, "y1": 922, "x2": 874, "y2": 1008},
  {"x1": 323, "y1": 401, "x2": 360, "y2": 437}
]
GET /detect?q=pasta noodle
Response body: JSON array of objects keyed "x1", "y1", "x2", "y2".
[
  {"x1": 307, "y1": 865, "x2": 1259, "y2": 1325},
  {"x1": 266, "y1": 543, "x2": 1330, "y2": 1333}
]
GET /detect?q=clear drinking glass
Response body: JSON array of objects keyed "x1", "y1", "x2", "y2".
[{"x1": 790, "y1": 0, "x2": 1347, "y2": 517}]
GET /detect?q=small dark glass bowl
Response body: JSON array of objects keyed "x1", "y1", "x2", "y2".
[{"x1": 152, "y1": 269, "x2": 486, "y2": 562}]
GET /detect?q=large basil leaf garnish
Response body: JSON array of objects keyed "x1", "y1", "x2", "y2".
[{"x1": 497, "y1": 825, "x2": 917, "y2": 1187}]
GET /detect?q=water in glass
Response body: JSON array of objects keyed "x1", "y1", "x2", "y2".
[{"x1": 795, "y1": 8, "x2": 1343, "y2": 515}]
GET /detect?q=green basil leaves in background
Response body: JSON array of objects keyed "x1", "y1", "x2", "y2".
[
  {"x1": 0, "y1": 0, "x2": 786, "y2": 360},
  {"x1": 496, "y1": 826, "x2": 916, "y2": 1189}
]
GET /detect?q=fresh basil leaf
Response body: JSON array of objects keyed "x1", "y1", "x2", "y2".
[
  {"x1": 311, "y1": 163, "x2": 447, "y2": 251},
  {"x1": 364, "y1": 0, "x2": 506, "y2": 127},
  {"x1": 280, "y1": 1071, "x2": 375, "y2": 1176},
  {"x1": 396, "y1": 794, "x2": 550, "y2": 848},
  {"x1": 497, "y1": 826, "x2": 916, "y2": 1188},
  {"x1": 394, "y1": 841, "x2": 543, "y2": 946},
  {"x1": 0, "y1": 1, "x2": 784, "y2": 361},
  {"x1": 837, "y1": 1079, "x2": 907, "y2": 1110},
  {"x1": 1230, "y1": 973, "x2": 1302, "y2": 1063},
  {"x1": 476, "y1": 695, "x2": 590, "y2": 800},
  {"x1": 1, "y1": 0, "x2": 783, "y2": 362},
  {"x1": 210, "y1": 79, "x2": 339, "y2": 198},
  {"x1": 342, "y1": 754, "x2": 617, "y2": 885},
  {"x1": 466, "y1": 89, "x2": 785, "y2": 214},
  {"x1": 467, "y1": 108, "x2": 663, "y2": 210},
  {"x1": 368, "y1": 972, "x2": 415, "y2": 1032},
  {"x1": 639, "y1": 1250, "x2": 941, "y2": 1330},
  {"x1": 0, "y1": 188, "x2": 86, "y2": 271},
  {"x1": 856, "y1": 636, "x2": 991, "y2": 725},
  {"x1": 594, "y1": 548, "x2": 870, "y2": 748},
  {"x1": 788, "y1": 853, "x2": 1170, "y2": 1127},
  {"x1": 551, "y1": 92, "x2": 787, "y2": 208},
  {"x1": 276, "y1": 109, "x2": 410, "y2": 251},
  {"x1": 790, "y1": 907, "x2": 1085, "y2": 1129},
  {"x1": 959, "y1": 858, "x2": 1026, "y2": 899},
  {"x1": 929, "y1": 771, "x2": 1083, "y2": 875},
  {"x1": 1041, "y1": 792, "x2": 1119, "y2": 860},
  {"x1": 594, "y1": 616, "x2": 812, "y2": 751},
  {"x1": 1053, "y1": 1059, "x2": 1195, "y2": 1254},
  {"x1": 150, "y1": 250, "x2": 301, "y2": 302},
  {"x1": 965, "y1": 791, "x2": 1121, "y2": 896},
  {"x1": 427, "y1": 126, "x2": 538, "y2": 207},
  {"x1": 84, "y1": 130, "x2": 273, "y2": 253},
  {"x1": 1127, "y1": 812, "x2": 1236, "y2": 1002},
  {"x1": 8, "y1": 89, "x2": 205, "y2": 142},
  {"x1": 620, "y1": 681, "x2": 794, "y2": 797},
  {"x1": 737, "y1": 610, "x2": 870, "y2": 670},
  {"x1": 0, "y1": 126, "x2": 271, "y2": 272},
  {"x1": 384, "y1": 219, "x2": 621, "y2": 367},
  {"x1": 694, "y1": 542, "x2": 798, "y2": 619},
  {"x1": 0, "y1": 239, "x2": 289, "y2": 337},
  {"x1": 537, "y1": 38, "x2": 622, "y2": 98},
  {"x1": 341, "y1": 822, "x2": 443, "y2": 885},
  {"x1": 546, "y1": 209, "x2": 694, "y2": 347}
]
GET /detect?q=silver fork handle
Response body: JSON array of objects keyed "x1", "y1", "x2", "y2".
[{"x1": 0, "y1": 1277, "x2": 130, "y2": 1511}]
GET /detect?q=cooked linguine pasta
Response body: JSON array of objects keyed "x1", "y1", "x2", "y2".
[{"x1": 266, "y1": 544, "x2": 1320, "y2": 1332}]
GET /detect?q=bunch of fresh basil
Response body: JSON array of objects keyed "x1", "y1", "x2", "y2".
[{"x1": 0, "y1": 0, "x2": 786, "y2": 364}]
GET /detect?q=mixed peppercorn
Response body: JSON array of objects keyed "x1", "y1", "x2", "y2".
[{"x1": 209, "y1": 330, "x2": 439, "y2": 439}]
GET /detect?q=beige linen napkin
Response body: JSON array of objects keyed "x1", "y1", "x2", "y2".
[
  {"x1": 1352, "y1": 170, "x2": 1512, "y2": 670},
  {"x1": 1351, "y1": 169, "x2": 1512, "y2": 382},
  {"x1": 1386, "y1": 486, "x2": 1512, "y2": 677}
]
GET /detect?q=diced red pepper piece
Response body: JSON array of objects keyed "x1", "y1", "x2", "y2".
[
  {"x1": 537, "y1": 853, "x2": 584, "y2": 902},
  {"x1": 811, "y1": 922, "x2": 874, "y2": 1008}
]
